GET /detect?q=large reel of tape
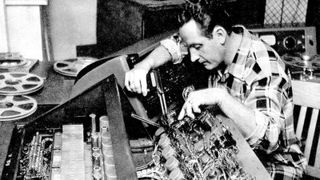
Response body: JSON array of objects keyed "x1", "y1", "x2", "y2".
[
  {"x1": 0, "y1": 72, "x2": 44, "y2": 95},
  {"x1": 0, "y1": 95, "x2": 37, "y2": 121},
  {"x1": 53, "y1": 57, "x2": 97, "y2": 77}
]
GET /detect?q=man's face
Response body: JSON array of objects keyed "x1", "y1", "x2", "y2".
[{"x1": 179, "y1": 19, "x2": 225, "y2": 70}]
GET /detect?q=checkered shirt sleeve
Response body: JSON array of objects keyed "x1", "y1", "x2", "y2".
[
  {"x1": 241, "y1": 42, "x2": 294, "y2": 152},
  {"x1": 224, "y1": 38, "x2": 307, "y2": 179}
]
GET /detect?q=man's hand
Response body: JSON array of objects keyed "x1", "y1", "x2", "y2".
[
  {"x1": 124, "y1": 46, "x2": 173, "y2": 96},
  {"x1": 178, "y1": 87, "x2": 226, "y2": 120},
  {"x1": 125, "y1": 68, "x2": 149, "y2": 96}
]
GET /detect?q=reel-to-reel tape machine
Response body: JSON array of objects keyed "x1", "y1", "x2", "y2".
[
  {"x1": 282, "y1": 53, "x2": 320, "y2": 81},
  {"x1": 0, "y1": 53, "x2": 44, "y2": 122},
  {"x1": 251, "y1": 26, "x2": 320, "y2": 82}
]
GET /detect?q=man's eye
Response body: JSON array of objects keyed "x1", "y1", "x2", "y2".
[
  {"x1": 188, "y1": 44, "x2": 202, "y2": 50},
  {"x1": 194, "y1": 45, "x2": 202, "y2": 50}
]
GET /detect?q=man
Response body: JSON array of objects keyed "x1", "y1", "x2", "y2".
[{"x1": 124, "y1": 0, "x2": 306, "y2": 179}]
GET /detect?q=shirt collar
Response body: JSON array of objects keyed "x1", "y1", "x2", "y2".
[{"x1": 226, "y1": 25, "x2": 253, "y2": 80}]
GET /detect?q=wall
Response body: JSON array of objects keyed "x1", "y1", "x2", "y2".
[
  {"x1": 0, "y1": 0, "x2": 8, "y2": 52},
  {"x1": 0, "y1": 0, "x2": 47, "y2": 61},
  {"x1": 48, "y1": 0, "x2": 97, "y2": 61}
]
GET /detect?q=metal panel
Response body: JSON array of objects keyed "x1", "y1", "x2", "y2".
[{"x1": 103, "y1": 74, "x2": 137, "y2": 180}]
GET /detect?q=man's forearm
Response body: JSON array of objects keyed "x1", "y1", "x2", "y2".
[
  {"x1": 135, "y1": 45, "x2": 172, "y2": 70},
  {"x1": 219, "y1": 93, "x2": 257, "y2": 138}
]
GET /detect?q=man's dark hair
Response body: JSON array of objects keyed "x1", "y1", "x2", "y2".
[{"x1": 179, "y1": 0, "x2": 233, "y2": 37}]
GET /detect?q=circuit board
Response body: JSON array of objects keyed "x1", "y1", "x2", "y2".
[{"x1": 137, "y1": 111, "x2": 256, "y2": 180}]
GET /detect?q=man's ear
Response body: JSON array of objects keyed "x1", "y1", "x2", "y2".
[{"x1": 212, "y1": 26, "x2": 227, "y2": 45}]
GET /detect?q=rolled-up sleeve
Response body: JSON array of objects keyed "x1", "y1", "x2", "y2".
[
  {"x1": 160, "y1": 34, "x2": 188, "y2": 64},
  {"x1": 245, "y1": 109, "x2": 282, "y2": 153}
]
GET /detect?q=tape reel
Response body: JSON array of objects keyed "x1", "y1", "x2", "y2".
[
  {"x1": 0, "y1": 95, "x2": 37, "y2": 121},
  {"x1": 53, "y1": 57, "x2": 97, "y2": 77},
  {"x1": 0, "y1": 52, "x2": 27, "y2": 69},
  {"x1": 282, "y1": 54, "x2": 320, "y2": 70},
  {"x1": 0, "y1": 72, "x2": 44, "y2": 95},
  {"x1": 0, "y1": 59, "x2": 27, "y2": 69}
]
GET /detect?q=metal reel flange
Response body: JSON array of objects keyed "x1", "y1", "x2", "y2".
[
  {"x1": 0, "y1": 59, "x2": 27, "y2": 69},
  {"x1": 0, "y1": 72, "x2": 44, "y2": 95},
  {"x1": 0, "y1": 53, "x2": 27, "y2": 69},
  {"x1": 53, "y1": 57, "x2": 97, "y2": 77},
  {"x1": 0, "y1": 95, "x2": 37, "y2": 121}
]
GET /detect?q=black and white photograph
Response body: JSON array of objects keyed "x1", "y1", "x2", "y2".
[{"x1": 0, "y1": 0, "x2": 320, "y2": 179}]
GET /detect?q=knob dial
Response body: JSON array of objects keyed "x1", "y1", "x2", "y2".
[{"x1": 283, "y1": 36, "x2": 296, "y2": 50}]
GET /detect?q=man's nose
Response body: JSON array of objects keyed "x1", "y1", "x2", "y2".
[{"x1": 190, "y1": 49, "x2": 200, "y2": 62}]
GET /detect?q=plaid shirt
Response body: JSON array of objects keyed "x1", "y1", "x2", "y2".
[{"x1": 161, "y1": 26, "x2": 307, "y2": 179}]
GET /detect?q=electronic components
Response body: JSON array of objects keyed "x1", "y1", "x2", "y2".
[
  {"x1": 15, "y1": 114, "x2": 118, "y2": 180},
  {"x1": 14, "y1": 111, "x2": 251, "y2": 180},
  {"x1": 18, "y1": 132, "x2": 53, "y2": 179},
  {"x1": 126, "y1": 54, "x2": 210, "y2": 119},
  {"x1": 1, "y1": 74, "x2": 270, "y2": 180},
  {"x1": 137, "y1": 111, "x2": 255, "y2": 180}
]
